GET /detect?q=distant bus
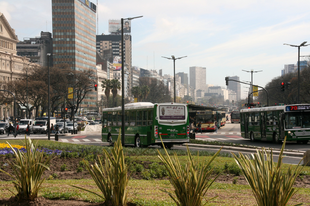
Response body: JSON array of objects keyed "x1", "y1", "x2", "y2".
[
  {"x1": 240, "y1": 104, "x2": 310, "y2": 143},
  {"x1": 230, "y1": 111, "x2": 240, "y2": 123},
  {"x1": 219, "y1": 110, "x2": 226, "y2": 127},
  {"x1": 188, "y1": 105, "x2": 221, "y2": 132},
  {"x1": 102, "y1": 102, "x2": 190, "y2": 148}
]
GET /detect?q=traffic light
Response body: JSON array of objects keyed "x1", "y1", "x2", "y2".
[
  {"x1": 281, "y1": 82, "x2": 285, "y2": 91},
  {"x1": 225, "y1": 77, "x2": 229, "y2": 86},
  {"x1": 286, "y1": 82, "x2": 291, "y2": 90},
  {"x1": 94, "y1": 84, "x2": 98, "y2": 91},
  {"x1": 65, "y1": 107, "x2": 68, "y2": 113}
]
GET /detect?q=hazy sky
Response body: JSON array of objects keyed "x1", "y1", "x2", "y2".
[{"x1": 1, "y1": 0, "x2": 310, "y2": 99}]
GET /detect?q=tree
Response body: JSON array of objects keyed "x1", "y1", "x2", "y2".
[
  {"x1": 131, "y1": 86, "x2": 141, "y2": 102},
  {"x1": 101, "y1": 79, "x2": 112, "y2": 107},
  {"x1": 111, "y1": 79, "x2": 121, "y2": 107},
  {"x1": 141, "y1": 85, "x2": 150, "y2": 101}
]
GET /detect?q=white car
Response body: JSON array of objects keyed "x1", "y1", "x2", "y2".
[{"x1": 66, "y1": 122, "x2": 78, "y2": 133}]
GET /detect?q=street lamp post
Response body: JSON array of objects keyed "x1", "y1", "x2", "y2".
[
  {"x1": 47, "y1": 53, "x2": 51, "y2": 140},
  {"x1": 242, "y1": 69, "x2": 262, "y2": 103},
  {"x1": 162, "y1": 55, "x2": 187, "y2": 102},
  {"x1": 121, "y1": 15, "x2": 143, "y2": 146},
  {"x1": 284, "y1": 41, "x2": 309, "y2": 104}
]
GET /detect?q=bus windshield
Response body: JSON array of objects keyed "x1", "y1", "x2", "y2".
[
  {"x1": 231, "y1": 112, "x2": 240, "y2": 119},
  {"x1": 158, "y1": 105, "x2": 186, "y2": 120},
  {"x1": 196, "y1": 114, "x2": 213, "y2": 123},
  {"x1": 285, "y1": 112, "x2": 310, "y2": 129}
]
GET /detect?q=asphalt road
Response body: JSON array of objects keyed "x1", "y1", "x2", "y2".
[{"x1": 2, "y1": 124, "x2": 309, "y2": 165}]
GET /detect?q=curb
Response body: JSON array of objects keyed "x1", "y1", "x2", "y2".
[{"x1": 185, "y1": 143, "x2": 305, "y2": 158}]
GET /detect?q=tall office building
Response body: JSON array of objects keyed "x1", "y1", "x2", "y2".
[
  {"x1": 189, "y1": 66, "x2": 206, "y2": 91},
  {"x1": 52, "y1": 0, "x2": 97, "y2": 110},
  {"x1": 96, "y1": 34, "x2": 132, "y2": 98},
  {"x1": 227, "y1": 76, "x2": 241, "y2": 101},
  {"x1": 17, "y1": 31, "x2": 53, "y2": 67}
]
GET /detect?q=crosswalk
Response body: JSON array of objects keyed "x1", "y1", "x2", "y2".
[{"x1": 60, "y1": 138, "x2": 102, "y2": 143}]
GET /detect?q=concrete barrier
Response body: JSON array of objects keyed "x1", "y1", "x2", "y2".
[{"x1": 304, "y1": 150, "x2": 310, "y2": 166}]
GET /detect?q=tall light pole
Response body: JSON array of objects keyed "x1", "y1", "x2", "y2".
[
  {"x1": 162, "y1": 55, "x2": 187, "y2": 102},
  {"x1": 242, "y1": 69, "x2": 262, "y2": 103},
  {"x1": 284, "y1": 41, "x2": 309, "y2": 104},
  {"x1": 47, "y1": 53, "x2": 51, "y2": 140},
  {"x1": 121, "y1": 15, "x2": 143, "y2": 146}
]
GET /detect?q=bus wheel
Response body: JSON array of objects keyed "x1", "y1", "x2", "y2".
[
  {"x1": 135, "y1": 136, "x2": 141, "y2": 148},
  {"x1": 250, "y1": 133, "x2": 255, "y2": 142},
  {"x1": 273, "y1": 133, "x2": 281, "y2": 144}
]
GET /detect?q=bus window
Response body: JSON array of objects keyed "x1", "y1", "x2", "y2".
[
  {"x1": 112, "y1": 112, "x2": 117, "y2": 126},
  {"x1": 129, "y1": 111, "x2": 135, "y2": 126},
  {"x1": 267, "y1": 111, "x2": 273, "y2": 125},
  {"x1": 254, "y1": 113, "x2": 260, "y2": 126},
  {"x1": 125, "y1": 111, "x2": 129, "y2": 126},
  {"x1": 136, "y1": 111, "x2": 142, "y2": 126},
  {"x1": 148, "y1": 110, "x2": 153, "y2": 125},
  {"x1": 117, "y1": 112, "x2": 122, "y2": 126},
  {"x1": 273, "y1": 111, "x2": 278, "y2": 125},
  {"x1": 142, "y1": 111, "x2": 147, "y2": 126},
  {"x1": 107, "y1": 112, "x2": 112, "y2": 126}
]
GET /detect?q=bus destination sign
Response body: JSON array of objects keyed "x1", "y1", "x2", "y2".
[
  {"x1": 159, "y1": 106, "x2": 185, "y2": 120},
  {"x1": 286, "y1": 105, "x2": 310, "y2": 111}
]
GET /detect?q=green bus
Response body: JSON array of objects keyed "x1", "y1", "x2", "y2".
[
  {"x1": 240, "y1": 104, "x2": 310, "y2": 143},
  {"x1": 102, "y1": 102, "x2": 190, "y2": 148}
]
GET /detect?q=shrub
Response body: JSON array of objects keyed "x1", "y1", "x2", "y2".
[
  {"x1": 158, "y1": 139, "x2": 222, "y2": 206},
  {"x1": 227, "y1": 163, "x2": 241, "y2": 176},
  {"x1": 233, "y1": 137, "x2": 304, "y2": 206},
  {"x1": 141, "y1": 170, "x2": 151, "y2": 180},
  {"x1": 77, "y1": 167, "x2": 83, "y2": 173},
  {"x1": 60, "y1": 164, "x2": 67, "y2": 171},
  {"x1": 232, "y1": 177, "x2": 238, "y2": 184},
  {"x1": 71, "y1": 131, "x2": 128, "y2": 206},
  {"x1": 0, "y1": 136, "x2": 53, "y2": 201},
  {"x1": 135, "y1": 164, "x2": 144, "y2": 172},
  {"x1": 52, "y1": 173, "x2": 59, "y2": 179}
]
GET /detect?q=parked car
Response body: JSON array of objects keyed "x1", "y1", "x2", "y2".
[
  {"x1": 0, "y1": 122, "x2": 8, "y2": 134},
  {"x1": 55, "y1": 122, "x2": 68, "y2": 134},
  {"x1": 66, "y1": 122, "x2": 78, "y2": 133},
  {"x1": 18, "y1": 119, "x2": 34, "y2": 134}
]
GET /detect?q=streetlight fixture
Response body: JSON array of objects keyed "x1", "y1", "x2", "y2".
[
  {"x1": 242, "y1": 69, "x2": 262, "y2": 103},
  {"x1": 283, "y1": 41, "x2": 309, "y2": 104},
  {"x1": 121, "y1": 15, "x2": 143, "y2": 146},
  {"x1": 47, "y1": 53, "x2": 51, "y2": 140},
  {"x1": 162, "y1": 55, "x2": 187, "y2": 102}
]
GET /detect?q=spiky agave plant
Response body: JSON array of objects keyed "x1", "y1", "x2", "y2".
[
  {"x1": 158, "y1": 139, "x2": 222, "y2": 206},
  {"x1": 0, "y1": 136, "x2": 53, "y2": 200},
  {"x1": 71, "y1": 129, "x2": 128, "y2": 206},
  {"x1": 232, "y1": 137, "x2": 304, "y2": 206}
]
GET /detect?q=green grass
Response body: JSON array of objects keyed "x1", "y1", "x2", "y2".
[{"x1": 0, "y1": 179, "x2": 310, "y2": 205}]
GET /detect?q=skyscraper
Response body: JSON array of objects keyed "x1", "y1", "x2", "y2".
[
  {"x1": 52, "y1": 0, "x2": 97, "y2": 110},
  {"x1": 227, "y1": 76, "x2": 241, "y2": 101},
  {"x1": 189, "y1": 66, "x2": 206, "y2": 91}
]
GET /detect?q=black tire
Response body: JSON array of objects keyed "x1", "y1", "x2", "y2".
[
  {"x1": 33, "y1": 132, "x2": 36, "y2": 134},
  {"x1": 273, "y1": 133, "x2": 281, "y2": 144},
  {"x1": 250, "y1": 132, "x2": 255, "y2": 142},
  {"x1": 135, "y1": 136, "x2": 141, "y2": 148}
]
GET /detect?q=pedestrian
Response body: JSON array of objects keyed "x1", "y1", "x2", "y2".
[
  {"x1": 198, "y1": 122, "x2": 202, "y2": 133},
  {"x1": 16, "y1": 124, "x2": 19, "y2": 136},
  {"x1": 7, "y1": 123, "x2": 13, "y2": 136},
  {"x1": 26, "y1": 123, "x2": 30, "y2": 136},
  {"x1": 50, "y1": 123, "x2": 54, "y2": 134},
  {"x1": 55, "y1": 124, "x2": 59, "y2": 135}
]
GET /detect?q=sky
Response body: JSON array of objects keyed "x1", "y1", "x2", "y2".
[{"x1": 1, "y1": 0, "x2": 310, "y2": 99}]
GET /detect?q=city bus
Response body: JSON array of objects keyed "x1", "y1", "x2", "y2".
[
  {"x1": 188, "y1": 105, "x2": 221, "y2": 132},
  {"x1": 230, "y1": 111, "x2": 240, "y2": 123},
  {"x1": 102, "y1": 102, "x2": 190, "y2": 148},
  {"x1": 240, "y1": 104, "x2": 310, "y2": 143},
  {"x1": 219, "y1": 110, "x2": 226, "y2": 127}
]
